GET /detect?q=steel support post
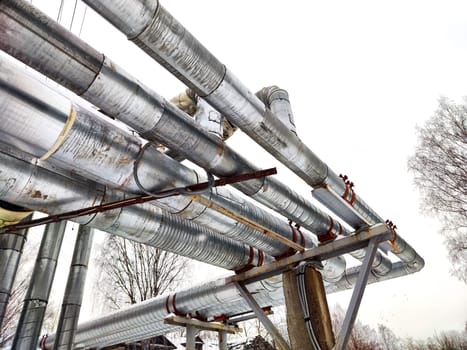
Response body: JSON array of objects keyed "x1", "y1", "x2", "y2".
[
  {"x1": 219, "y1": 330, "x2": 227, "y2": 350},
  {"x1": 234, "y1": 281, "x2": 290, "y2": 350},
  {"x1": 186, "y1": 325, "x2": 198, "y2": 350},
  {"x1": 164, "y1": 315, "x2": 241, "y2": 350},
  {"x1": 334, "y1": 238, "x2": 380, "y2": 350}
]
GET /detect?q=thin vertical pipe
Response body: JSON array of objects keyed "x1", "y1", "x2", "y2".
[
  {"x1": 53, "y1": 225, "x2": 93, "y2": 350},
  {"x1": 0, "y1": 210, "x2": 32, "y2": 328},
  {"x1": 12, "y1": 221, "x2": 67, "y2": 350}
]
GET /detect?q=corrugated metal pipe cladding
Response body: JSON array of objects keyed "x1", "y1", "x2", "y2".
[
  {"x1": 76, "y1": 0, "x2": 423, "y2": 269},
  {"x1": 0, "y1": 149, "x2": 263, "y2": 272},
  {"x1": 12, "y1": 221, "x2": 67, "y2": 350},
  {"x1": 53, "y1": 225, "x2": 94, "y2": 350}
]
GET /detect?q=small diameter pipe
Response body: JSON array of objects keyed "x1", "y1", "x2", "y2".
[
  {"x1": 0, "y1": 209, "x2": 32, "y2": 328},
  {"x1": 53, "y1": 225, "x2": 94, "y2": 350},
  {"x1": 12, "y1": 221, "x2": 67, "y2": 350}
]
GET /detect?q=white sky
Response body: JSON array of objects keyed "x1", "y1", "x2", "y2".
[{"x1": 21, "y1": 0, "x2": 467, "y2": 341}]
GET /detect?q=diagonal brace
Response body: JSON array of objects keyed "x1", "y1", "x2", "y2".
[
  {"x1": 334, "y1": 237, "x2": 380, "y2": 350},
  {"x1": 234, "y1": 281, "x2": 291, "y2": 350}
]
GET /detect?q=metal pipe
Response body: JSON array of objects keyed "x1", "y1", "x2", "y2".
[
  {"x1": 12, "y1": 221, "x2": 67, "y2": 350},
  {"x1": 44, "y1": 257, "x2": 421, "y2": 349},
  {"x1": 75, "y1": 0, "x2": 422, "y2": 269},
  {"x1": 0, "y1": 54, "x2": 312, "y2": 258},
  {"x1": 325, "y1": 260, "x2": 424, "y2": 294},
  {"x1": 0, "y1": 148, "x2": 264, "y2": 271},
  {"x1": 0, "y1": 0, "x2": 391, "y2": 275},
  {"x1": 256, "y1": 86, "x2": 297, "y2": 136},
  {"x1": 44, "y1": 276, "x2": 285, "y2": 349},
  {"x1": 0, "y1": 206, "x2": 32, "y2": 328},
  {"x1": 53, "y1": 225, "x2": 94, "y2": 350},
  {"x1": 0, "y1": 0, "x2": 346, "y2": 245}
]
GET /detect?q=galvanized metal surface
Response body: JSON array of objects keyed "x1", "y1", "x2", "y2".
[
  {"x1": 0, "y1": 213, "x2": 31, "y2": 327},
  {"x1": 0, "y1": 0, "x2": 103, "y2": 95},
  {"x1": 79, "y1": 0, "x2": 422, "y2": 270},
  {"x1": 334, "y1": 238, "x2": 380, "y2": 350},
  {"x1": 42, "y1": 225, "x2": 422, "y2": 349},
  {"x1": 12, "y1": 221, "x2": 67, "y2": 350},
  {"x1": 0, "y1": 1, "x2": 427, "y2": 347},
  {"x1": 235, "y1": 281, "x2": 291, "y2": 350},
  {"x1": 53, "y1": 225, "x2": 94, "y2": 350},
  {"x1": 44, "y1": 277, "x2": 285, "y2": 349},
  {"x1": 0, "y1": 55, "x2": 318, "y2": 258},
  {"x1": 0, "y1": 0, "x2": 348, "y2": 248},
  {"x1": 256, "y1": 86, "x2": 297, "y2": 135},
  {"x1": 0, "y1": 149, "x2": 263, "y2": 271}
]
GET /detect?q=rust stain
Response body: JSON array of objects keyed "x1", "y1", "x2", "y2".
[
  {"x1": 31, "y1": 190, "x2": 42, "y2": 199},
  {"x1": 30, "y1": 190, "x2": 48, "y2": 200},
  {"x1": 215, "y1": 142, "x2": 225, "y2": 157},
  {"x1": 117, "y1": 156, "x2": 131, "y2": 165}
]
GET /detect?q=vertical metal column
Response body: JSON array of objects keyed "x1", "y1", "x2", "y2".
[
  {"x1": 0, "y1": 213, "x2": 32, "y2": 329},
  {"x1": 334, "y1": 238, "x2": 380, "y2": 350},
  {"x1": 53, "y1": 225, "x2": 93, "y2": 350},
  {"x1": 12, "y1": 221, "x2": 67, "y2": 350},
  {"x1": 186, "y1": 325, "x2": 198, "y2": 350},
  {"x1": 219, "y1": 330, "x2": 227, "y2": 350}
]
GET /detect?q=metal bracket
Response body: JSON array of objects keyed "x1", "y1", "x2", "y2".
[
  {"x1": 229, "y1": 223, "x2": 392, "y2": 285},
  {"x1": 164, "y1": 314, "x2": 242, "y2": 350},
  {"x1": 234, "y1": 281, "x2": 291, "y2": 350},
  {"x1": 333, "y1": 237, "x2": 380, "y2": 350}
]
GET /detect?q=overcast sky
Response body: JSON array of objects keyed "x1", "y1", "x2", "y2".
[{"x1": 23, "y1": 0, "x2": 467, "y2": 340}]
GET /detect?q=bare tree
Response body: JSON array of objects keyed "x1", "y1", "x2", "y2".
[
  {"x1": 408, "y1": 96, "x2": 467, "y2": 282},
  {"x1": 0, "y1": 278, "x2": 28, "y2": 346},
  {"x1": 378, "y1": 324, "x2": 401, "y2": 350},
  {"x1": 1, "y1": 239, "x2": 58, "y2": 347},
  {"x1": 331, "y1": 304, "x2": 383, "y2": 350},
  {"x1": 96, "y1": 233, "x2": 189, "y2": 310}
]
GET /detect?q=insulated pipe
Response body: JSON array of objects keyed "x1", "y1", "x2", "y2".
[
  {"x1": 0, "y1": 1, "x2": 392, "y2": 278},
  {"x1": 12, "y1": 221, "x2": 67, "y2": 350},
  {"x1": 0, "y1": 149, "x2": 263, "y2": 271},
  {"x1": 43, "y1": 258, "x2": 420, "y2": 350},
  {"x1": 0, "y1": 0, "x2": 345, "y2": 244},
  {"x1": 0, "y1": 55, "x2": 303, "y2": 258},
  {"x1": 75, "y1": 0, "x2": 422, "y2": 270},
  {"x1": 0, "y1": 208, "x2": 32, "y2": 328},
  {"x1": 325, "y1": 260, "x2": 424, "y2": 294},
  {"x1": 43, "y1": 277, "x2": 285, "y2": 349},
  {"x1": 53, "y1": 225, "x2": 93, "y2": 350},
  {"x1": 0, "y1": 0, "x2": 390, "y2": 275},
  {"x1": 256, "y1": 86, "x2": 297, "y2": 136}
]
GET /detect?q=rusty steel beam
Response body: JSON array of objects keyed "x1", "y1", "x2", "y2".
[
  {"x1": 229, "y1": 224, "x2": 392, "y2": 285},
  {"x1": 190, "y1": 195, "x2": 305, "y2": 252},
  {"x1": 0, "y1": 168, "x2": 277, "y2": 234}
]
